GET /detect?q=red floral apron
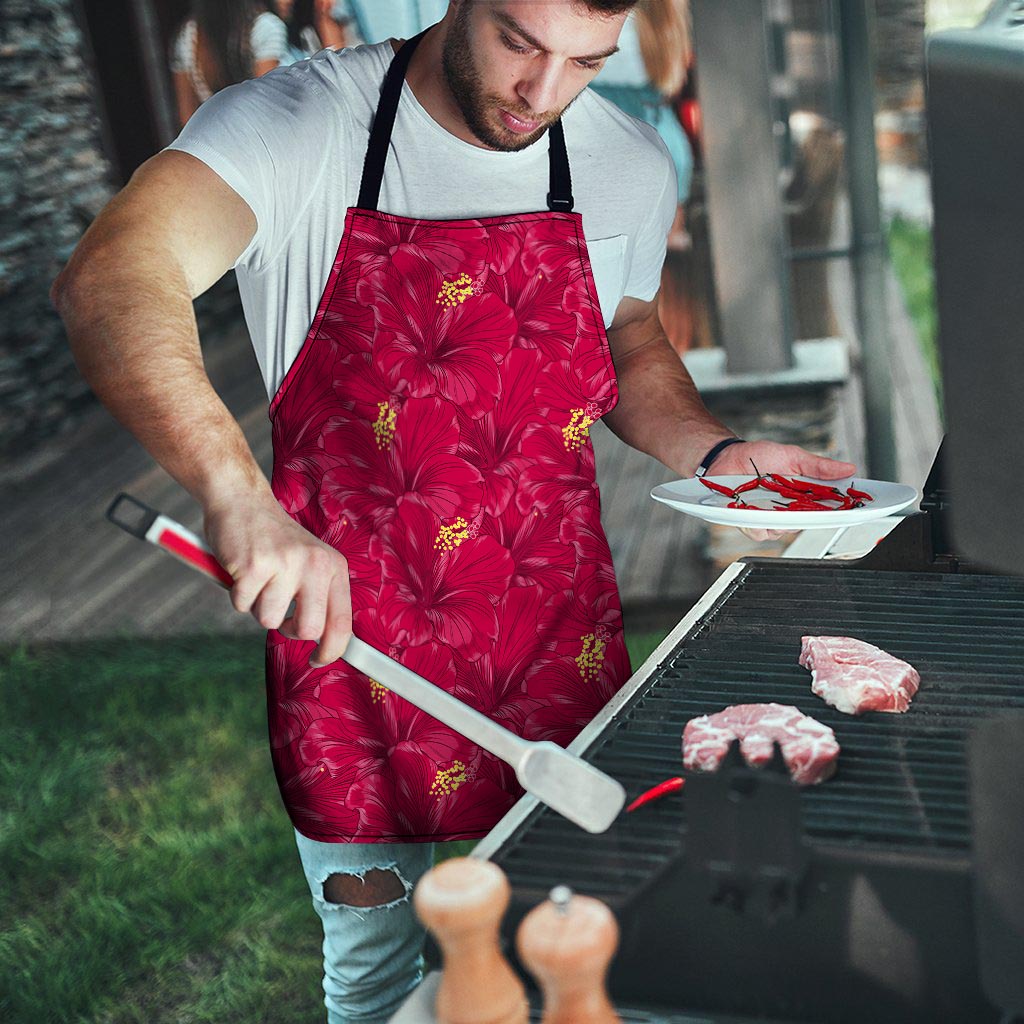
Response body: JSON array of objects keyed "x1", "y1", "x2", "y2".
[{"x1": 266, "y1": 30, "x2": 631, "y2": 843}]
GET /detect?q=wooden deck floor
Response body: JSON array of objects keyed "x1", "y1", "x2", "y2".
[
  {"x1": 0, "y1": 318, "x2": 709, "y2": 644},
  {"x1": 1, "y1": 248, "x2": 939, "y2": 645}
]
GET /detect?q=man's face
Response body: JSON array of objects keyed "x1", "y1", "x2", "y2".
[{"x1": 442, "y1": 1, "x2": 627, "y2": 151}]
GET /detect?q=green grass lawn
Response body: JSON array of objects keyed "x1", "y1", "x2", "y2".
[
  {"x1": 887, "y1": 215, "x2": 942, "y2": 407},
  {"x1": 0, "y1": 629, "x2": 665, "y2": 1022}
]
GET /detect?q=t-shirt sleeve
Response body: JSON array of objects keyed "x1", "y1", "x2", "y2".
[
  {"x1": 623, "y1": 130, "x2": 678, "y2": 302},
  {"x1": 165, "y1": 66, "x2": 341, "y2": 272},
  {"x1": 251, "y1": 12, "x2": 289, "y2": 63}
]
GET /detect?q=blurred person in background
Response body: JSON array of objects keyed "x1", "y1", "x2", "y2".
[
  {"x1": 591, "y1": 0, "x2": 693, "y2": 247},
  {"x1": 276, "y1": 0, "x2": 350, "y2": 63},
  {"x1": 333, "y1": 0, "x2": 450, "y2": 45},
  {"x1": 171, "y1": 0, "x2": 289, "y2": 127}
]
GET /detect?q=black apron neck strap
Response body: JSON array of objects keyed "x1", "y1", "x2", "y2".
[
  {"x1": 357, "y1": 30, "x2": 574, "y2": 214},
  {"x1": 357, "y1": 30, "x2": 427, "y2": 212},
  {"x1": 546, "y1": 119, "x2": 573, "y2": 213}
]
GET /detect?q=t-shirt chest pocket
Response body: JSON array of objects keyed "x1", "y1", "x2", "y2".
[{"x1": 583, "y1": 234, "x2": 628, "y2": 328}]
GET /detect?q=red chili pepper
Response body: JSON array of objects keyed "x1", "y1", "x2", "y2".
[
  {"x1": 698, "y1": 477, "x2": 737, "y2": 498},
  {"x1": 758, "y1": 477, "x2": 803, "y2": 497},
  {"x1": 626, "y1": 777, "x2": 685, "y2": 813},
  {"x1": 777, "y1": 498, "x2": 835, "y2": 511},
  {"x1": 734, "y1": 478, "x2": 762, "y2": 494},
  {"x1": 772, "y1": 473, "x2": 844, "y2": 499},
  {"x1": 768, "y1": 473, "x2": 815, "y2": 493},
  {"x1": 847, "y1": 486, "x2": 873, "y2": 501}
]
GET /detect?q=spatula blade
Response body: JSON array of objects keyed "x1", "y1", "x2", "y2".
[{"x1": 517, "y1": 741, "x2": 626, "y2": 834}]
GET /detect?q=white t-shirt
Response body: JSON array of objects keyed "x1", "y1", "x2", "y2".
[
  {"x1": 167, "y1": 40, "x2": 677, "y2": 400},
  {"x1": 170, "y1": 13, "x2": 289, "y2": 103}
]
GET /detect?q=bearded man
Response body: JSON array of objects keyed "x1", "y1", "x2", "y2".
[{"x1": 52, "y1": 2, "x2": 854, "y2": 1020}]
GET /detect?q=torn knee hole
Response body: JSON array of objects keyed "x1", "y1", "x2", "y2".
[{"x1": 323, "y1": 868, "x2": 406, "y2": 908}]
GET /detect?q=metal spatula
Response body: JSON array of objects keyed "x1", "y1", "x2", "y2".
[{"x1": 107, "y1": 493, "x2": 626, "y2": 834}]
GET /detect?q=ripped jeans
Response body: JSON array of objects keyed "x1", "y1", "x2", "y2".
[{"x1": 294, "y1": 829, "x2": 437, "y2": 1024}]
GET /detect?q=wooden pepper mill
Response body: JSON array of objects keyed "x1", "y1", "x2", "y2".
[
  {"x1": 413, "y1": 856, "x2": 528, "y2": 1024},
  {"x1": 516, "y1": 885, "x2": 621, "y2": 1024}
]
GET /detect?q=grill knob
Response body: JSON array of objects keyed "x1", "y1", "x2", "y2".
[
  {"x1": 516, "y1": 887, "x2": 621, "y2": 1024},
  {"x1": 413, "y1": 857, "x2": 528, "y2": 1024}
]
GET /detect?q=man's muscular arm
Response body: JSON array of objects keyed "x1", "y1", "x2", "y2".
[
  {"x1": 50, "y1": 150, "x2": 351, "y2": 664},
  {"x1": 602, "y1": 294, "x2": 735, "y2": 477},
  {"x1": 603, "y1": 293, "x2": 856, "y2": 531}
]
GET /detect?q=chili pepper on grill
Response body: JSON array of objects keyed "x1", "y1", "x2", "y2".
[
  {"x1": 698, "y1": 477, "x2": 738, "y2": 498},
  {"x1": 625, "y1": 776, "x2": 685, "y2": 813}
]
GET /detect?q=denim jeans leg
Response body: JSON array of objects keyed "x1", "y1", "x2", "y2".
[{"x1": 294, "y1": 830, "x2": 436, "y2": 1024}]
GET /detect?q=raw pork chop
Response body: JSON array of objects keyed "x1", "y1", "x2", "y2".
[
  {"x1": 682, "y1": 703, "x2": 840, "y2": 785},
  {"x1": 799, "y1": 636, "x2": 920, "y2": 716}
]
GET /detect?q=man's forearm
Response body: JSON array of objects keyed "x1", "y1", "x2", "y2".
[
  {"x1": 52, "y1": 254, "x2": 271, "y2": 512},
  {"x1": 602, "y1": 331, "x2": 735, "y2": 478}
]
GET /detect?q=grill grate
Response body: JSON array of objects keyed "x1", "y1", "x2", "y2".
[{"x1": 493, "y1": 563, "x2": 1024, "y2": 903}]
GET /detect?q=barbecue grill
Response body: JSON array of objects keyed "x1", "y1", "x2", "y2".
[
  {"x1": 463, "y1": 10, "x2": 1024, "y2": 1022},
  {"x1": 473, "y1": 454, "x2": 1024, "y2": 1022}
]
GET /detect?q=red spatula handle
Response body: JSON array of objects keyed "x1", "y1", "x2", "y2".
[{"x1": 106, "y1": 493, "x2": 234, "y2": 589}]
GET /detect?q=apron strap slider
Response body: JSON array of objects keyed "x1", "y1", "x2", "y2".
[{"x1": 547, "y1": 192, "x2": 574, "y2": 213}]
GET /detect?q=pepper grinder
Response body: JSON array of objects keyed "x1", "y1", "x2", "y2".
[
  {"x1": 516, "y1": 885, "x2": 621, "y2": 1024},
  {"x1": 413, "y1": 856, "x2": 528, "y2": 1024}
]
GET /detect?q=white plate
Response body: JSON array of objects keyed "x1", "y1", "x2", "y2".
[{"x1": 650, "y1": 476, "x2": 920, "y2": 530}]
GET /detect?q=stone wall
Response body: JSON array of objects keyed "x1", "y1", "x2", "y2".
[{"x1": 0, "y1": 0, "x2": 115, "y2": 459}]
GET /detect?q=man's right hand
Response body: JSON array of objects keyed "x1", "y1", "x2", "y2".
[{"x1": 204, "y1": 494, "x2": 352, "y2": 667}]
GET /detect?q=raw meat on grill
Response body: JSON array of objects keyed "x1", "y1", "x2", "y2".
[
  {"x1": 682, "y1": 703, "x2": 840, "y2": 785},
  {"x1": 799, "y1": 635, "x2": 920, "y2": 716}
]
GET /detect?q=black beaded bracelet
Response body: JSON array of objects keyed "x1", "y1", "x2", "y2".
[{"x1": 694, "y1": 437, "x2": 745, "y2": 478}]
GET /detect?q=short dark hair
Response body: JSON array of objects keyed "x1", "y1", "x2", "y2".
[{"x1": 579, "y1": 0, "x2": 640, "y2": 13}]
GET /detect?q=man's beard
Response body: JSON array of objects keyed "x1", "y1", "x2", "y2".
[{"x1": 441, "y1": 4, "x2": 558, "y2": 152}]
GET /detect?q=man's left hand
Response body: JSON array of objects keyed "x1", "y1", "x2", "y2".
[{"x1": 706, "y1": 440, "x2": 857, "y2": 542}]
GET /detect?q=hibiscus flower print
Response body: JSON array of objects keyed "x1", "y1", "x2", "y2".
[
  {"x1": 265, "y1": 630, "x2": 327, "y2": 749},
  {"x1": 519, "y1": 217, "x2": 590, "y2": 292},
  {"x1": 362, "y1": 248, "x2": 516, "y2": 419},
  {"x1": 280, "y1": 763, "x2": 363, "y2": 841},
  {"x1": 522, "y1": 656, "x2": 618, "y2": 746},
  {"x1": 271, "y1": 387, "x2": 344, "y2": 515},
  {"x1": 313, "y1": 255, "x2": 377, "y2": 359},
  {"x1": 478, "y1": 247, "x2": 579, "y2": 358},
  {"x1": 534, "y1": 573, "x2": 631, "y2": 689},
  {"x1": 478, "y1": 501, "x2": 576, "y2": 593},
  {"x1": 559, "y1": 502, "x2": 617, "y2": 569},
  {"x1": 318, "y1": 399, "x2": 483, "y2": 530},
  {"x1": 456, "y1": 348, "x2": 545, "y2": 517},
  {"x1": 534, "y1": 353, "x2": 614, "y2": 428},
  {"x1": 484, "y1": 220, "x2": 529, "y2": 275},
  {"x1": 331, "y1": 348, "x2": 412, "y2": 426},
  {"x1": 345, "y1": 210, "x2": 488, "y2": 280},
  {"x1": 264, "y1": 206, "x2": 628, "y2": 843},
  {"x1": 515, "y1": 420, "x2": 601, "y2": 518},
  {"x1": 451, "y1": 586, "x2": 550, "y2": 733},
  {"x1": 371, "y1": 499, "x2": 514, "y2": 660},
  {"x1": 316, "y1": 517, "x2": 382, "y2": 614}
]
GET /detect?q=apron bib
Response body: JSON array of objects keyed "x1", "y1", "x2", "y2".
[{"x1": 266, "y1": 30, "x2": 631, "y2": 842}]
